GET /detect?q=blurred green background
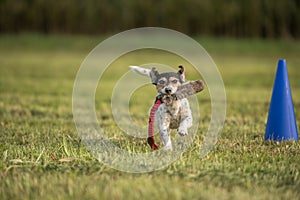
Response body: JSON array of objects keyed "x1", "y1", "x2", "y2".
[
  {"x1": 1, "y1": 0, "x2": 300, "y2": 38},
  {"x1": 1, "y1": 1, "x2": 300, "y2": 200}
]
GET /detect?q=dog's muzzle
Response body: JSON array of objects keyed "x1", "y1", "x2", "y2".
[
  {"x1": 162, "y1": 86, "x2": 177, "y2": 94},
  {"x1": 165, "y1": 88, "x2": 172, "y2": 94}
]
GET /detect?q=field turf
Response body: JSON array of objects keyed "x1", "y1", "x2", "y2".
[{"x1": 1, "y1": 34, "x2": 300, "y2": 199}]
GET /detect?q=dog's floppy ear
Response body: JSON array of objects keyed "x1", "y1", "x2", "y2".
[
  {"x1": 129, "y1": 66, "x2": 159, "y2": 85},
  {"x1": 149, "y1": 67, "x2": 159, "y2": 85},
  {"x1": 129, "y1": 66, "x2": 151, "y2": 77},
  {"x1": 177, "y1": 65, "x2": 185, "y2": 82}
]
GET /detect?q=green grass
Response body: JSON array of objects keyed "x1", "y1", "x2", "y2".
[{"x1": 1, "y1": 34, "x2": 300, "y2": 199}]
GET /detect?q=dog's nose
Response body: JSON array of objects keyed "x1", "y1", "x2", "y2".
[{"x1": 165, "y1": 88, "x2": 172, "y2": 94}]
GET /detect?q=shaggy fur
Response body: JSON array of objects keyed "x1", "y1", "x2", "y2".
[{"x1": 130, "y1": 66, "x2": 194, "y2": 150}]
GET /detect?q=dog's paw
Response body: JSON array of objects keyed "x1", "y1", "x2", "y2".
[{"x1": 178, "y1": 128, "x2": 188, "y2": 136}]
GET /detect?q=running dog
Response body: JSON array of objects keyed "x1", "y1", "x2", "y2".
[{"x1": 130, "y1": 66, "x2": 199, "y2": 150}]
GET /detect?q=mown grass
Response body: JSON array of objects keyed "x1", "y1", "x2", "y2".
[{"x1": 1, "y1": 34, "x2": 300, "y2": 199}]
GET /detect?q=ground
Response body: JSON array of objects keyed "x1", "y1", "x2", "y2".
[{"x1": 0, "y1": 34, "x2": 300, "y2": 199}]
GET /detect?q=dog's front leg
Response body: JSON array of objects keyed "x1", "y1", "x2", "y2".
[
  {"x1": 157, "y1": 107, "x2": 172, "y2": 150},
  {"x1": 178, "y1": 99, "x2": 193, "y2": 136}
]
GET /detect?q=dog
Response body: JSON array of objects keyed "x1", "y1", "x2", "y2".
[{"x1": 130, "y1": 66, "x2": 193, "y2": 150}]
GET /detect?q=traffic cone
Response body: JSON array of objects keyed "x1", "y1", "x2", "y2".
[{"x1": 265, "y1": 59, "x2": 299, "y2": 141}]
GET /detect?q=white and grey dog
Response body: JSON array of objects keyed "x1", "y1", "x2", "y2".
[{"x1": 130, "y1": 66, "x2": 193, "y2": 150}]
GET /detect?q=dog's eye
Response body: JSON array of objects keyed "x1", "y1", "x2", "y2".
[
  {"x1": 158, "y1": 80, "x2": 166, "y2": 85},
  {"x1": 171, "y1": 80, "x2": 178, "y2": 84}
]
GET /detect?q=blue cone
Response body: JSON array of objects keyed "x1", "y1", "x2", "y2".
[{"x1": 265, "y1": 59, "x2": 298, "y2": 141}]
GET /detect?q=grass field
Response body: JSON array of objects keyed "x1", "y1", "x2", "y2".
[{"x1": 1, "y1": 34, "x2": 300, "y2": 199}]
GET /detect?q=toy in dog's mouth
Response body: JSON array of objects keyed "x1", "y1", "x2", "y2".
[
  {"x1": 161, "y1": 94, "x2": 176, "y2": 106},
  {"x1": 160, "y1": 80, "x2": 205, "y2": 105}
]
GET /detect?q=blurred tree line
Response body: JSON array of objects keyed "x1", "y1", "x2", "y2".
[{"x1": 1, "y1": 0, "x2": 300, "y2": 38}]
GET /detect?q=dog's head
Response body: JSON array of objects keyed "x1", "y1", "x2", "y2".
[
  {"x1": 130, "y1": 65, "x2": 185, "y2": 95},
  {"x1": 150, "y1": 66, "x2": 185, "y2": 94}
]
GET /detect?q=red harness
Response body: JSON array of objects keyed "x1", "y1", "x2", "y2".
[{"x1": 147, "y1": 98, "x2": 162, "y2": 150}]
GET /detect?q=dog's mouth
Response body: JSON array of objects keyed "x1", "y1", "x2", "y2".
[{"x1": 161, "y1": 94, "x2": 175, "y2": 106}]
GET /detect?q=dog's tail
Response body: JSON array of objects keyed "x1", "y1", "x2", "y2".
[{"x1": 129, "y1": 66, "x2": 151, "y2": 77}]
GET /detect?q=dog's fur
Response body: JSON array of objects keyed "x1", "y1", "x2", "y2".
[{"x1": 130, "y1": 66, "x2": 192, "y2": 150}]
